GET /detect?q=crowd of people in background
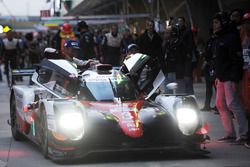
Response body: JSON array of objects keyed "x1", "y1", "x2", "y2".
[{"x1": 0, "y1": 8, "x2": 250, "y2": 148}]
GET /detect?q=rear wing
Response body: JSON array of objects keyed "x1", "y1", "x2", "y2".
[{"x1": 12, "y1": 69, "x2": 36, "y2": 77}]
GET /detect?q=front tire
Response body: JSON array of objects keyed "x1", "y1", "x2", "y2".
[
  {"x1": 40, "y1": 107, "x2": 49, "y2": 158},
  {"x1": 10, "y1": 93, "x2": 23, "y2": 141}
]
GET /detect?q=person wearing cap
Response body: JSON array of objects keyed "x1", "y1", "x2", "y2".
[
  {"x1": 120, "y1": 43, "x2": 140, "y2": 74},
  {"x1": 63, "y1": 40, "x2": 94, "y2": 69},
  {"x1": 120, "y1": 28, "x2": 134, "y2": 60},
  {"x1": 42, "y1": 47, "x2": 60, "y2": 59},
  {"x1": 120, "y1": 44, "x2": 148, "y2": 92},
  {"x1": 126, "y1": 43, "x2": 139, "y2": 56},
  {"x1": 77, "y1": 20, "x2": 95, "y2": 61},
  {"x1": 52, "y1": 23, "x2": 75, "y2": 56},
  {"x1": 121, "y1": 43, "x2": 156, "y2": 93},
  {"x1": 60, "y1": 23, "x2": 75, "y2": 55}
]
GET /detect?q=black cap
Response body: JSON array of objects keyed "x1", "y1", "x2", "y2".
[
  {"x1": 77, "y1": 20, "x2": 88, "y2": 29},
  {"x1": 64, "y1": 40, "x2": 79, "y2": 49}
]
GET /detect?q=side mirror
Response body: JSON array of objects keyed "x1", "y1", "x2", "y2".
[{"x1": 166, "y1": 83, "x2": 178, "y2": 94}]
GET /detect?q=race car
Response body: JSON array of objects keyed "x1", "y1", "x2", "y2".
[{"x1": 9, "y1": 57, "x2": 209, "y2": 161}]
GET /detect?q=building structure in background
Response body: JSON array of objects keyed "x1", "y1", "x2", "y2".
[
  {"x1": 1, "y1": 0, "x2": 248, "y2": 37},
  {"x1": 0, "y1": 16, "x2": 41, "y2": 32},
  {"x1": 61, "y1": 0, "x2": 249, "y2": 39}
]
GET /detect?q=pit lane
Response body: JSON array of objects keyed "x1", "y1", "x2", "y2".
[{"x1": 0, "y1": 76, "x2": 249, "y2": 167}]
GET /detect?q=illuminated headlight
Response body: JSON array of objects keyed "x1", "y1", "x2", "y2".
[
  {"x1": 58, "y1": 112, "x2": 84, "y2": 131},
  {"x1": 176, "y1": 108, "x2": 199, "y2": 135}
]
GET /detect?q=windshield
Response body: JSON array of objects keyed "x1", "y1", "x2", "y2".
[
  {"x1": 37, "y1": 67, "x2": 79, "y2": 97},
  {"x1": 79, "y1": 76, "x2": 138, "y2": 102}
]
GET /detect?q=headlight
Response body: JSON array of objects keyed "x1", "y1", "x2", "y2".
[
  {"x1": 58, "y1": 112, "x2": 84, "y2": 131},
  {"x1": 176, "y1": 108, "x2": 199, "y2": 135}
]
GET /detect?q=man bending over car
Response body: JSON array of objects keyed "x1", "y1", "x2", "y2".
[{"x1": 63, "y1": 40, "x2": 94, "y2": 69}]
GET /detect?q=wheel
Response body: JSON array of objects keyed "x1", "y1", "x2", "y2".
[
  {"x1": 6, "y1": 61, "x2": 15, "y2": 88},
  {"x1": 40, "y1": 107, "x2": 49, "y2": 158},
  {"x1": 10, "y1": 93, "x2": 23, "y2": 141}
]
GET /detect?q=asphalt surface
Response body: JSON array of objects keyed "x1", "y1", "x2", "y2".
[{"x1": 0, "y1": 75, "x2": 250, "y2": 167}]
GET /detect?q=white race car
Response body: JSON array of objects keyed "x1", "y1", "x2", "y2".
[{"x1": 9, "y1": 57, "x2": 209, "y2": 161}]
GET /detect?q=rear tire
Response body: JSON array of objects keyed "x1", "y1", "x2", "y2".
[
  {"x1": 10, "y1": 93, "x2": 23, "y2": 141},
  {"x1": 40, "y1": 107, "x2": 49, "y2": 159}
]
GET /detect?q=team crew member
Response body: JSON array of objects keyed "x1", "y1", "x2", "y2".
[
  {"x1": 120, "y1": 43, "x2": 159, "y2": 93},
  {"x1": 2, "y1": 29, "x2": 20, "y2": 85},
  {"x1": 77, "y1": 21, "x2": 96, "y2": 60},
  {"x1": 63, "y1": 40, "x2": 94, "y2": 69},
  {"x1": 120, "y1": 43, "x2": 140, "y2": 74},
  {"x1": 60, "y1": 23, "x2": 75, "y2": 55},
  {"x1": 104, "y1": 24, "x2": 123, "y2": 66}
]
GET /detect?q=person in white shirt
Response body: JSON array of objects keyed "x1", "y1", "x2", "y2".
[
  {"x1": 104, "y1": 25, "x2": 122, "y2": 66},
  {"x1": 2, "y1": 30, "x2": 20, "y2": 85}
]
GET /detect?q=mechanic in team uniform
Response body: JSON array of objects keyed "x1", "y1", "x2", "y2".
[
  {"x1": 1, "y1": 29, "x2": 21, "y2": 85},
  {"x1": 63, "y1": 40, "x2": 94, "y2": 69},
  {"x1": 52, "y1": 23, "x2": 75, "y2": 57},
  {"x1": 60, "y1": 23, "x2": 76, "y2": 55},
  {"x1": 77, "y1": 21, "x2": 96, "y2": 61}
]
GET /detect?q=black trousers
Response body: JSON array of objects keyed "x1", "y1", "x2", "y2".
[
  {"x1": 4, "y1": 56, "x2": 18, "y2": 84},
  {"x1": 204, "y1": 79, "x2": 216, "y2": 108},
  {"x1": 4, "y1": 56, "x2": 17, "y2": 75},
  {"x1": 104, "y1": 46, "x2": 121, "y2": 66}
]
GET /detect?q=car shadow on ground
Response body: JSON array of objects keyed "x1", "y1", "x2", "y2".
[{"x1": 57, "y1": 150, "x2": 210, "y2": 165}]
